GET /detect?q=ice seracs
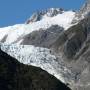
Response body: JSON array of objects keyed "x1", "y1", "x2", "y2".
[{"x1": 0, "y1": 43, "x2": 74, "y2": 84}]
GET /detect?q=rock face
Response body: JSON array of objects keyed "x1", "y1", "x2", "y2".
[
  {"x1": 51, "y1": 16, "x2": 90, "y2": 90},
  {"x1": 20, "y1": 25, "x2": 63, "y2": 47},
  {"x1": 0, "y1": 49, "x2": 70, "y2": 90}
]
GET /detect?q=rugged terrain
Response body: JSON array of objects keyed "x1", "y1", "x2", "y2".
[{"x1": 0, "y1": 0, "x2": 90, "y2": 90}]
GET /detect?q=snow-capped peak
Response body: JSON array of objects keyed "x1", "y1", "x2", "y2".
[
  {"x1": 0, "y1": 10, "x2": 75, "y2": 44},
  {"x1": 26, "y1": 8, "x2": 64, "y2": 24}
]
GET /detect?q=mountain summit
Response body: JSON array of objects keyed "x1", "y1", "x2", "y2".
[{"x1": 26, "y1": 8, "x2": 64, "y2": 24}]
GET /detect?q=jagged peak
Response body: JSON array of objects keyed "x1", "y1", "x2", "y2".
[
  {"x1": 80, "y1": 0, "x2": 90, "y2": 16},
  {"x1": 72, "y1": 0, "x2": 90, "y2": 23},
  {"x1": 26, "y1": 8, "x2": 64, "y2": 24}
]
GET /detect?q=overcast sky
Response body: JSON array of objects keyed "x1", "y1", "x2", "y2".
[{"x1": 0, "y1": 0, "x2": 85, "y2": 27}]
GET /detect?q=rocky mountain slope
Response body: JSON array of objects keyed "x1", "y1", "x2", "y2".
[
  {"x1": 51, "y1": 15, "x2": 90, "y2": 90},
  {"x1": 0, "y1": 0, "x2": 90, "y2": 90}
]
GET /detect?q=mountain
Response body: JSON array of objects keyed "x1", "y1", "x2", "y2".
[
  {"x1": 0, "y1": 9, "x2": 75, "y2": 44},
  {"x1": 0, "y1": 0, "x2": 90, "y2": 90},
  {"x1": 0, "y1": 48, "x2": 71, "y2": 90}
]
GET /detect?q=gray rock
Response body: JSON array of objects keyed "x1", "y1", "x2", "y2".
[{"x1": 20, "y1": 25, "x2": 63, "y2": 48}]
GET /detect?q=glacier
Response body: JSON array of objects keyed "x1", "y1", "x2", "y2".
[{"x1": 0, "y1": 43, "x2": 75, "y2": 84}]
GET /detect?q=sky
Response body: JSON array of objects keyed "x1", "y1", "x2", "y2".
[{"x1": 0, "y1": 0, "x2": 85, "y2": 27}]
